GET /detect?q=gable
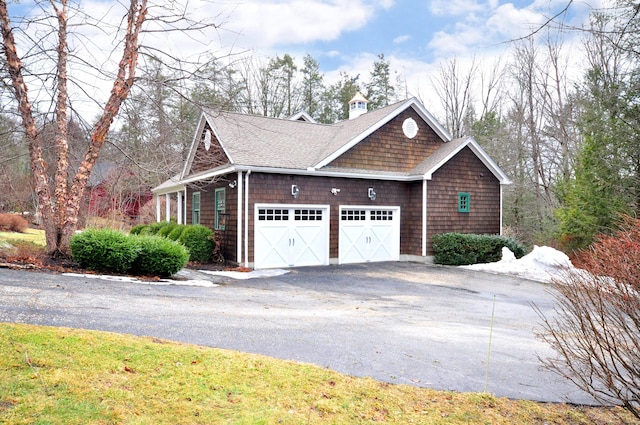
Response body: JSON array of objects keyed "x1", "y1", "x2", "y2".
[
  {"x1": 325, "y1": 108, "x2": 444, "y2": 173},
  {"x1": 187, "y1": 122, "x2": 231, "y2": 176}
]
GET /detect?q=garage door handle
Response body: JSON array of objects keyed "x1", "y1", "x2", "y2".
[{"x1": 289, "y1": 238, "x2": 295, "y2": 246}]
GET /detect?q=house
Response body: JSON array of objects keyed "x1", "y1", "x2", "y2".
[
  {"x1": 87, "y1": 162, "x2": 152, "y2": 221},
  {"x1": 152, "y1": 94, "x2": 511, "y2": 269}
]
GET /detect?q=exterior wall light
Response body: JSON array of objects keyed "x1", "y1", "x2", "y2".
[
  {"x1": 291, "y1": 184, "x2": 300, "y2": 198},
  {"x1": 368, "y1": 187, "x2": 376, "y2": 201},
  {"x1": 331, "y1": 188, "x2": 341, "y2": 195},
  {"x1": 228, "y1": 180, "x2": 237, "y2": 188}
]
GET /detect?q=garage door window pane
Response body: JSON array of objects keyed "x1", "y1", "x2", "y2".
[
  {"x1": 371, "y1": 210, "x2": 393, "y2": 221},
  {"x1": 258, "y1": 208, "x2": 289, "y2": 221},
  {"x1": 295, "y1": 209, "x2": 323, "y2": 221},
  {"x1": 341, "y1": 210, "x2": 366, "y2": 221}
]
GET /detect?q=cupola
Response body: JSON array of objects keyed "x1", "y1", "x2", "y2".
[{"x1": 348, "y1": 92, "x2": 369, "y2": 120}]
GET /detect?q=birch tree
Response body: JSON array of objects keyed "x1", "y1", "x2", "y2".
[{"x1": 0, "y1": 0, "x2": 220, "y2": 257}]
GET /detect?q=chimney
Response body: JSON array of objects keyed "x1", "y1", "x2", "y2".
[{"x1": 348, "y1": 92, "x2": 369, "y2": 120}]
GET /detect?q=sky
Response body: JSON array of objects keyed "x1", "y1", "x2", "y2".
[{"x1": 6, "y1": 0, "x2": 603, "y2": 119}]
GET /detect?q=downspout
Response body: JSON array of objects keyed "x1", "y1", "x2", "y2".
[
  {"x1": 500, "y1": 184, "x2": 504, "y2": 236},
  {"x1": 422, "y1": 178, "x2": 428, "y2": 257},
  {"x1": 237, "y1": 171, "x2": 243, "y2": 264},
  {"x1": 244, "y1": 170, "x2": 251, "y2": 268}
]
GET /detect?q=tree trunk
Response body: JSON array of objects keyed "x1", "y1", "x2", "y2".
[{"x1": 1, "y1": 0, "x2": 148, "y2": 257}]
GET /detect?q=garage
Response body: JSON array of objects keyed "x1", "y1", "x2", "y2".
[
  {"x1": 339, "y1": 206, "x2": 400, "y2": 264},
  {"x1": 254, "y1": 204, "x2": 330, "y2": 269}
]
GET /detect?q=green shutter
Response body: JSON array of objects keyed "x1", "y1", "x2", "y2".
[
  {"x1": 192, "y1": 192, "x2": 201, "y2": 224},
  {"x1": 458, "y1": 192, "x2": 470, "y2": 213},
  {"x1": 215, "y1": 188, "x2": 226, "y2": 230}
]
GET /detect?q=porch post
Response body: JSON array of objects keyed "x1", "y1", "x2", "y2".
[
  {"x1": 422, "y1": 178, "x2": 428, "y2": 257},
  {"x1": 156, "y1": 196, "x2": 161, "y2": 222},
  {"x1": 165, "y1": 193, "x2": 171, "y2": 222},
  {"x1": 237, "y1": 171, "x2": 243, "y2": 264},
  {"x1": 177, "y1": 191, "x2": 183, "y2": 225}
]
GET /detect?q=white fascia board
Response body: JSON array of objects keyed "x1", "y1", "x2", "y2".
[
  {"x1": 152, "y1": 183, "x2": 185, "y2": 196},
  {"x1": 312, "y1": 98, "x2": 452, "y2": 170},
  {"x1": 181, "y1": 110, "x2": 235, "y2": 179},
  {"x1": 230, "y1": 165, "x2": 422, "y2": 182},
  {"x1": 202, "y1": 110, "x2": 235, "y2": 165},
  {"x1": 423, "y1": 137, "x2": 512, "y2": 185},
  {"x1": 409, "y1": 98, "x2": 452, "y2": 142},
  {"x1": 180, "y1": 165, "x2": 238, "y2": 185},
  {"x1": 181, "y1": 113, "x2": 208, "y2": 179},
  {"x1": 312, "y1": 99, "x2": 415, "y2": 169}
]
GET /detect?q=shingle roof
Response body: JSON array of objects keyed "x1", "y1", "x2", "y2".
[{"x1": 202, "y1": 100, "x2": 407, "y2": 170}]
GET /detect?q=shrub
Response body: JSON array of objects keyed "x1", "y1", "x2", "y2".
[
  {"x1": 538, "y1": 216, "x2": 640, "y2": 418},
  {"x1": 166, "y1": 224, "x2": 187, "y2": 241},
  {"x1": 129, "y1": 224, "x2": 147, "y2": 235},
  {"x1": 130, "y1": 235, "x2": 189, "y2": 277},
  {"x1": 432, "y1": 233, "x2": 526, "y2": 266},
  {"x1": 141, "y1": 221, "x2": 171, "y2": 236},
  {"x1": 0, "y1": 213, "x2": 29, "y2": 233},
  {"x1": 157, "y1": 222, "x2": 178, "y2": 238},
  {"x1": 178, "y1": 225, "x2": 214, "y2": 263},
  {"x1": 70, "y1": 228, "x2": 140, "y2": 274}
]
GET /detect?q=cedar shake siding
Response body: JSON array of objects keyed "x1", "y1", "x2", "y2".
[
  {"x1": 187, "y1": 172, "x2": 425, "y2": 264},
  {"x1": 328, "y1": 109, "x2": 443, "y2": 172},
  {"x1": 189, "y1": 124, "x2": 230, "y2": 175},
  {"x1": 426, "y1": 146, "x2": 501, "y2": 255},
  {"x1": 154, "y1": 96, "x2": 510, "y2": 268},
  {"x1": 187, "y1": 179, "x2": 238, "y2": 263}
]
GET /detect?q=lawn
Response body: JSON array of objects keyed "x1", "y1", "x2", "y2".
[
  {"x1": 0, "y1": 323, "x2": 637, "y2": 424},
  {"x1": 0, "y1": 228, "x2": 46, "y2": 246}
]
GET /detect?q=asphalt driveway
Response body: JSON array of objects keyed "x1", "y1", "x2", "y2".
[{"x1": 0, "y1": 262, "x2": 593, "y2": 404}]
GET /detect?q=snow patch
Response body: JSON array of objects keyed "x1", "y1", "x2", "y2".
[
  {"x1": 62, "y1": 273, "x2": 219, "y2": 287},
  {"x1": 197, "y1": 269, "x2": 289, "y2": 280},
  {"x1": 462, "y1": 245, "x2": 574, "y2": 283}
]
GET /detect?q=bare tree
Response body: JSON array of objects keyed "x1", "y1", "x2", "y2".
[
  {"x1": 537, "y1": 216, "x2": 640, "y2": 418},
  {"x1": 430, "y1": 56, "x2": 478, "y2": 138},
  {"x1": 0, "y1": 0, "x2": 220, "y2": 256}
]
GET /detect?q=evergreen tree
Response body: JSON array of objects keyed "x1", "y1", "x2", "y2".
[{"x1": 366, "y1": 53, "x2": 395, "y2": 110}]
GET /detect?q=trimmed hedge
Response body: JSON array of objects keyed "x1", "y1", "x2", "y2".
[
  {"x1": 70, "y1": 228, "x2": 189, "y2": 277},
  {"x1": 70, "y1": 228, "x2": 140, "y2": 274},
  {"x1": 131, "y1": 236, "x2": 189, "y2": 277},
  {"x1": 128, "y1": 223, "x2": 215, "y2": 263},
  {"x1": 432, "y1": 233, "x2": 526, "y2": 266},
  {"x1": 178, "y1": 225, "x2": 214, "y2": 263}
]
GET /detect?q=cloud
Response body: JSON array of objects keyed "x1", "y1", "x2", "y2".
[
  {"x1": 220, "y1": 0, "x2": 389, "y2": 49},
  {"x1": 393, "y1": 34, "x2": 411, "y2": 44},
  {"x1": 429, "y1": 0, "x2": 486, "y2": 16}
]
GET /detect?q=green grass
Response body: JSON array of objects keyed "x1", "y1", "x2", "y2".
[
  {"x1": 0, "y1": 323, "x2": 636, "y2": 424},
  {"x1": 0, "y1": 228, "x2": 46, "y2": 246}
]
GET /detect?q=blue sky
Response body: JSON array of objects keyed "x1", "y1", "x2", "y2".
[
  {"x1": 208, "y1": 0, "x2": 598, "y2": 90},
  {"x1": 6, "y1": 0, "x2": 600, "y2": 116}
]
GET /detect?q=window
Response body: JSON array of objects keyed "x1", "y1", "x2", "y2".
[
  {"x1": 192, "y1": 192, "x2": 201, "y2": 224},
  {"x1": 215, "y1": 188, "x2": 226, "y2": 230},
  {"x1": 458, "y1": 192, "x2": 470, "y2": 213}
]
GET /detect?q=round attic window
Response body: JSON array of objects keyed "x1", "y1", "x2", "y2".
[
  {"x1": 204, "y1": 130, "x2": 211, "y2": 151},
  {"x1": 402, "y1": 118, "x2": 418, "y2": 139}
]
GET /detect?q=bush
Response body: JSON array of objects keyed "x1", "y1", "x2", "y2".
[
  {"x1": 129, "y1": 224, "x2": 147, "y2": 235},
  {"x1": 166, "y1": 224, "x2": 187, "y2": 241},
  {"x1": 157, "y1": 222, "x2": 178, "y2": 238},
  {"x1": 0, "y1": 213, "x2": 29, "y2": 233},
  {"x1": 178, "y1": 225, "x2": 214, "y2": 263},
  {"x1": 70, "y1": 228, "x2": 140, "y2": 274},
  {"x1": 130, "y1": 235, "x2": 189, "y2": 277},
  {"x1": 432, "y1": 233, "x2": 526, "y2": 266},
  {"x1": 538, "y1": 216, "x2": 640, "y2": 418},
  {"x1": 141, "y1": 221, "x2": 171, "y2": 236}
]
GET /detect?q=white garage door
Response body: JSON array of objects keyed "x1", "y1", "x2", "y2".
[
  {"x1": 339, "y1": 206, "x2": 400, "y2": 264},
  {"x1": 254, "y1": 205, "x2": 329, "y2": 269}
]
